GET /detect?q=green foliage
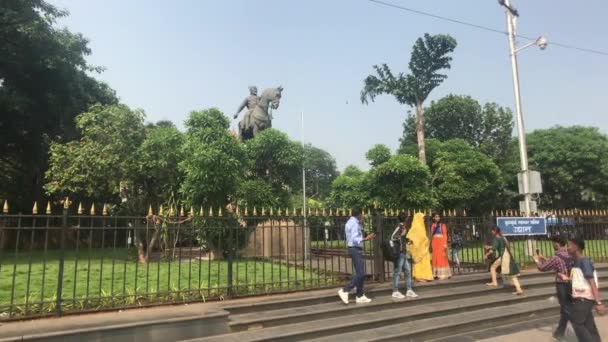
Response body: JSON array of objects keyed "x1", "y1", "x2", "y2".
[
  {"x1": 194, "y1": 216, "x2": 252, "y2": 258},
  {"x1": 360, "y1": 33, "x2": 457, "y2": 164},
  {"x1": 303, "y1": 144, "x2": 337, "y2": 199},
  {"x1": 365, "y1": 144, "x2": 392, "y2": 167},
  {"x1": 399, "y1": 95, "x2": 513, "y2": 161},
  {"x1": 360, "y1": 34, "x2": 457, "y2": 107},
  {"x1": 399, "y1": 139, "x2": 443, "y2": 171},
  {"x1": 505, "y1": 126, "x2": 608, "y2": 208},
  {"x1": 137, "y1": 124, "x2": 184, "y2": 203},
  {"x1": 44, "y1": 104, "x2": 145, "y2": 202},
  {"x1": 430, "y1": 140, "x2": 503, "y2": 212},
  {"x1": 236, "y1": 180, "x2": 288, "y2": 210},
  {"x1": 370, "y1": 154, "x2": 432, "y2": 209},
  {"x1": 328, "y1": 166, "x2": 372, "y2": 209},
  {"x1": 245, "y1": 129, "x2": 304, "y2": 199},
  {"x1": 0, "y1": 0, "x2": 117, "y2": 209},
  {"x1": 180, "y1": 108, "x2": 246, "y2": 208}
]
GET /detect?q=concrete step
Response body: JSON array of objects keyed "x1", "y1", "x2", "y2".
[
  {"x1": 227, "y1": 272, "x2": 606, "y2": 332},
  {"x1": 186, "y1": 286, "x2": 608, "y2": 342},
  {"x1": 307, "y1": 297, "x2": 568, "y2": 342},
  {"x1": 220, "y1": 268, "x2": 558, "y2": 316},
  {"x1": 427, "y1": 314, "x2": 562, "y2": 342}
]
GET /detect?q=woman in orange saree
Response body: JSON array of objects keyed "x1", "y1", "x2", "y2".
[
  {"x1": 430, "y1": 213, "x2": 452, "y2": 280},
  {"x1": 406, "y1": 212, "x2": 433, "y2": 282}
]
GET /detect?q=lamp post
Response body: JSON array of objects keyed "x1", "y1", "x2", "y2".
[{"x1": 500, "y1": 0, "x2": 546, "y2": 215}]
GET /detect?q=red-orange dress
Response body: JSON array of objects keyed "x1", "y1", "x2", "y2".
[{"x1": 431, "y1": 223, "x2": 452, "y2": 279}]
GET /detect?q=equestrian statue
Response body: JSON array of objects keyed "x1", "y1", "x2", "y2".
[{"x1": 233, "y1": 85, "x2": 283, "y2": 141}]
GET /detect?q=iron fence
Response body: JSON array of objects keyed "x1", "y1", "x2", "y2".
[{"x1": 0, "y1": 207, "x2": 607, "y2": 321}]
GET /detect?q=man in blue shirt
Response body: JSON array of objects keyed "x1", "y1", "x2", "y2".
[{"x1": 338, "y1": 209, "x2": 376, "y2": 304}]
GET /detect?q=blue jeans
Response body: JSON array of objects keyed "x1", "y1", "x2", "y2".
[
  {"x1": 451, "y1": 247, "x2": 460, "y2": 265},
  {"x1": 392, "y1": 253, "x2": 413, "y2": 291},
  {"x1": 344, "y1": 247, "x2": 365, "y2": 297}
]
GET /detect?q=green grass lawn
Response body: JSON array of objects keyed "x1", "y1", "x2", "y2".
[{"x1": 0, "y1": 249, "x2": 337, "y2": 317}]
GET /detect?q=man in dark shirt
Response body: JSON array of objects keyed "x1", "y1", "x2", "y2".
[{"x1": 533, "y1": 236, "x2": 572, "y2": 340}]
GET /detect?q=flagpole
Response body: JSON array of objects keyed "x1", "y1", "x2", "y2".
[{"x1": 301, "y1": 111, "x2": 309, "y2": 259}]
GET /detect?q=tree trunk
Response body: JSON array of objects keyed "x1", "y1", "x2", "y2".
[{"x1": 415, "y1": 101, "x2": 427, "y2": 165}]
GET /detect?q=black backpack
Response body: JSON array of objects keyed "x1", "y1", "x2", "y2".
[{"x1": 381, "y1": 226, "x2": 402, "y2": 262}]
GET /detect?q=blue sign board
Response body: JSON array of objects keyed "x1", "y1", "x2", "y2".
[{"x1": 496, "y1": 217, "x2": 547, "y2": 236}]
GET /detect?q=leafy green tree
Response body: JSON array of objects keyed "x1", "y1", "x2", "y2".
[
  {"x1": 236, "y1": 180, "x2": 285, "y2": 210},
  {"x1": 244, "y1": 129, "x2": 304, "y2": 201},
  {"x1": 504, "y1": 126, "x2": 608, "y2": 208},
  {"x1": 137, "y1": 123, "x2": 184, "y2": 205},
  {"x1": 179, "y1": 108, "x2": 246, "y2": 209},
  {"x1": 44, "y1": 104, "x2": 145, "y2": 203},
  {"x1": 303, "y1": 144, "x2": 337, "y2": 200},
  {"x1": 361, "y1": 33, "x2": 457, "y2": 165},
  {"x1": 328, "y1": 166, "x2": 372, "y2": 209},
  {"x1": 365, "y1": 144, "x2": 392, "y2": 167},
  {"x1": 399, "y1": 95, "x2": 513, "y2": 161},
  {"x1": 369, "y1": 154, "x2": 432, "y2": 209},
  {"x1": 430, "y1": 139, "x2": 504, "y2": 212},
  {"x1": 1, "y1": 0, "x2": 117, "y2": 210}
]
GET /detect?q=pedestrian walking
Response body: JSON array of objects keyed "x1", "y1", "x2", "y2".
[
  {"x1": 391, "y1": 214, "x2": 418, "y2": 299},
  {"x1": 484, "y1": 226, "x2": 524, "y2": 295},
  {"x1": 561, "y1": 237, "x2": 605, "y2": 342},
  {"x1": 533, "y1": 236, "x2": 572, "y2": 341},
  {"x1": 338, "y1": 209, "x2": 376, "y2": 304}
]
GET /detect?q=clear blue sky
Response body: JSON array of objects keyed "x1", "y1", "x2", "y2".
[{"x1": 51, "y1": 0, "x2": 608, "y2": 170}]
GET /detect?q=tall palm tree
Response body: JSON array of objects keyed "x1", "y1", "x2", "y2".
[{"x1": 361, "y1": 33, "x2": 457, "y2": 165}]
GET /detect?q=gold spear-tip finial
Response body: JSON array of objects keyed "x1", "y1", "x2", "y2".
[
  {"x1": 78, "y1": 202, "x2": 83, "y2": 215},
  {"x1": 32, "y1": 201, "x2": 38, "y2": 215}
]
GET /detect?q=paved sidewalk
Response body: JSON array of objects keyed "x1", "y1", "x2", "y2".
[{"x1": 479, "y1": 315, "x2": 608, "y2": 342}]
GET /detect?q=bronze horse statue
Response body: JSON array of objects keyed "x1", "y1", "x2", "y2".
[{"x1": 234, "y1": 86, "x2": 283, "y2": 141}]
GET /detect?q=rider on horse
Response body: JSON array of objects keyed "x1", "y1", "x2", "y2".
[{"x1": 233, "y1": 86, "x2": 259, "y2": 134}]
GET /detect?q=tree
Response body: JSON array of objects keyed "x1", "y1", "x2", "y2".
[
  {"x1": 369, "y1": 154, "x2": 432, "y2": 209},
  {"x1": 361, "y1": 33, "x2": 457, "y2": 165},
  {"x1": 179, "y1": 108, "x2": 246, "y2": 208},
  {"x1": 504, "y1": 126, "x2": 608, "y2": 208},
  {"x1": 399, "y1": 95, "x2": 513, "y2": 161},
  {"x1": 137, "y1": 123, "x2": 184, "y2": 205},
  {"x1": 328, "y1": 166, "x2": 372, "y2": 209},
  {"x1": 303, "y1": 144, "x2": 337, "y2": 200},
  {"x1": 430, "y1": 140, "x2": 504, "y2": 212},
  {"x1": 244, "y1": 129, "x2": 304, "y2": 200},
  {"x1": 365, "y1": 144, "x2": 392, "y2": 167},
  {"x1": 44, "y1": 104, "x2": 145, "y2": 203},
  {"x1": 1, "y1": 0, "x2": 117, "y2": 210}
]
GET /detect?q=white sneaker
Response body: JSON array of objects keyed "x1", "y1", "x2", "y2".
[
  {"x1": 338, "y1": 289, "x2": 349, "y2": 305},
  {"x1": 406, "y1": 290, "x2": 419, "y2": 298},
  {"x1": 356, "y1": 295, "x2": 372, "y2": 304},
  {"x1": 392, "y1": 291, "x2": 406, "y2": 299}
]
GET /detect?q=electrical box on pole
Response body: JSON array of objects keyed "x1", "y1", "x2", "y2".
[{"x1": 518, "y1": 170, "x2": 542, "y2": 195}]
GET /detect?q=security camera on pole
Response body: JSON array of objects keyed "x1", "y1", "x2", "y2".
[{"x1": 499, "y1": 0, "x2": 546, "y2": 216}]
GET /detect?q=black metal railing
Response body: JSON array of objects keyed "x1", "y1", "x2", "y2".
[{"x1": 1, "y1": 208, "x2": 607, "y2": 321}]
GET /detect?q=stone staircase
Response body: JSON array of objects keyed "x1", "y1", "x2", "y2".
[{"x1": 183, "y1": 265, "x2": 608, "y2": 342}]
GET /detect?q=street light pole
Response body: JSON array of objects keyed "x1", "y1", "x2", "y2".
[{"x1": 503, "y1": 0, "x2": 532, "y2": 215}]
